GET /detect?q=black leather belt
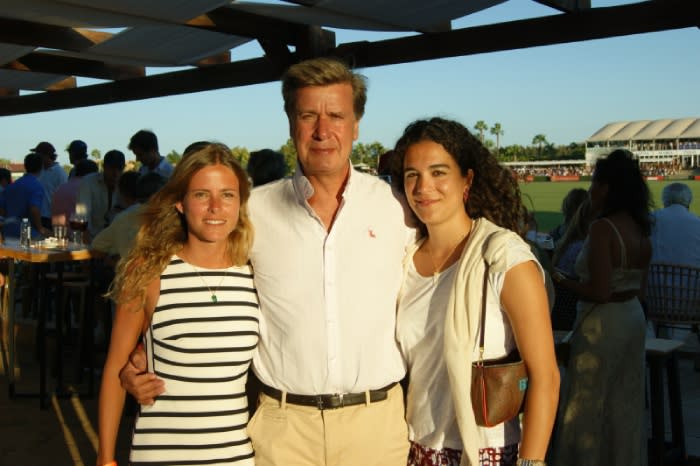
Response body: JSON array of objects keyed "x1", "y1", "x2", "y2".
[{"x1": 260, "y1": 382, "x2": 397, "y2": 410}]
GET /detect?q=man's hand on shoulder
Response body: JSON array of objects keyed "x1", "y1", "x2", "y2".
[{"x1": 119, "y1": 345, "x2": 165, "y2": 405}]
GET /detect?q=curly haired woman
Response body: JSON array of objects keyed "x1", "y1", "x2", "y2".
[{"x1": 391, "y1": 117, "x2": 559, "y2": 466}]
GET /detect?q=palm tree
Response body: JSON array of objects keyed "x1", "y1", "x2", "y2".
[
  {"x1": 490, "y1": 123, "x2": 503, "y2": 155},
  {"x1": 532, "y1": 134, "x2": 548, "y2": 158},
  {"x1": 474, "y1": 120, "x2": 488, "y2": 143}
]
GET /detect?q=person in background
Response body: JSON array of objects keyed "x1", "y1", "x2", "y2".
[
  {"x1": 549, "y1": 198, "x2": 593, "y2": 330},
  {"x1": 650, "y1": 182, "x2": 700, "y2": 268},
  {"x1": 0, "y1": 168, "x2": 12, "y2": 192},
  {"x1": 246, "y1": 149, "x2": 287, "y2": 186},
  {"x1": 391, "y1": 117, "x2": 558, "y2": 466},
  {"x1": 77, "y1": 150, "x2": 125, "y2": 239},
  {"x1": 120, "y1": 57, "x2": 415, "y2": 466},
  {"x1": 549, "y1": 188, "x2": 588, "y2": 245},
  {"x1": 128, "y1": 129, "x2": 174, "y2": 178},
  {"x1": 52, "y1": 159, "x2": 98, "y2": 226},
  {"x1": 377, "y1": 149, "x2": 397, "y2": 183},
  {"x1": 33, "y1": 141, "x2": 68, "y2": 228},
  {"x1": 0, "y1": 153, "x2": 50, "y2": 238},
  {"x1": 97, "y1": 143, "x2": 258, "y2": 466},
  {"x1": 551, "y1": 197, "x2": 593, "y2": 279},
  {"x1": 550, "y1": 149, "x2": 652, "y2": 466},
  {"x1": 67, "y1": 139, "x2": 89, "y2": 178},
  {"x1": 92, "y1": 172, "x2": 166, "y2": 260}
]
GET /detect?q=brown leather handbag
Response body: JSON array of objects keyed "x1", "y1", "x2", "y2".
[{"x1": 471, "y1": 259, "x2": 529, "y2": 427}]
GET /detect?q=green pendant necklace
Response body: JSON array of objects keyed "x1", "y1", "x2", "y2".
[{"x1": 188, "y1": 263, "x2": 227, "y2": 303}]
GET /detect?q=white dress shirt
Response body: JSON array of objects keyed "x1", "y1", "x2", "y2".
[
  {"x1": 651, "y1": 204, "x2": 700, "y2": 268},
  {"x1": 77, "y1": 173, "x2": 121, "y2": 237},
  {"x1": 138, "y1": 156, "x2": 174, "y2": 178},
  {"x1": 249, "y1": 165, "x2": 415, "y2": 395}
]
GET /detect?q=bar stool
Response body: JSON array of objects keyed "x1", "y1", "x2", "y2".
[
  {"x1": 46, "y1": 271, "x2": 89, "y2": 385},
  {"x1": 645, "y1": 337, "x2": 686, "y2": 466}
]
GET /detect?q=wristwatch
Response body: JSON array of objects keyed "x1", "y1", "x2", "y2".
[{"x1": 516, "y1": 460, "x2": 546, "y2": 466}]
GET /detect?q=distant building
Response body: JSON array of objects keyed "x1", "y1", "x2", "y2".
[
  {"x1": 585, "y1": 117, "x2": 700, "y2": 168},
  {"x1": 1, "y1": 162, "x2": 25, "y2": 180}
]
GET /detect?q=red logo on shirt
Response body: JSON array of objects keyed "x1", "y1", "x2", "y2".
[{"x1": 368, "y1": 228, "x2": 376, "y2": 238}]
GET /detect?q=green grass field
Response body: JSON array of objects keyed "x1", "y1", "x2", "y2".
[{"x1": 520, "y1": 180, "x2": 700, "y2": 233}]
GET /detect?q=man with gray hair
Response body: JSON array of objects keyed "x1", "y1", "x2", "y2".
[{"x1": 651, "y1": 182, "x2": 700, "y2": 267}]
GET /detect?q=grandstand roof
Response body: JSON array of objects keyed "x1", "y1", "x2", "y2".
[{"x1": 587, "y1": 118, "x2": 700, "y2": 142}]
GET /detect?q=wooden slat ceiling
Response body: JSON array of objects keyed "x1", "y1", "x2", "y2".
[{"x1": 0, "y1": 0, "x2": 697, "y2": 117}]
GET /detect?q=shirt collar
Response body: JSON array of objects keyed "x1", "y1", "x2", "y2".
[{"x1": 292, "y1": 160, "x2": 355, "y2": 203}]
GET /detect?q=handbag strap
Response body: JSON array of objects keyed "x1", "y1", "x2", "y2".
[{"x1": 477, "y1": 257, "x2": 490, "y2": 362}]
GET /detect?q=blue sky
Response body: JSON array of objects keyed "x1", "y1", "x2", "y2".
[{"x1": 2, "y1": 0, "x2": 699, "y2": 166}]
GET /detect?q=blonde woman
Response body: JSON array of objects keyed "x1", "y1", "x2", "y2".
[{"x1": 97, "y1": 144, "x2": 258, "y2": 466}]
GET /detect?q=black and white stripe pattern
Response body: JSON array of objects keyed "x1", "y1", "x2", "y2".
[{"x1": 130, "y1": 257, "x2": 259, "y2": 466}]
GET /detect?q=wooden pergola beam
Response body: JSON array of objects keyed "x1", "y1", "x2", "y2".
[
  {"x1": 0, "y1": 57, "x2": 280, "y2": 115},
  {"x1": 187, "y1": 7, "x2": 309, "y2": 45},
  {"x1": 334, "y1": 0, "x2": 700, "y2": 67},
  {"x1": 534, "y1": 0, "x2": 591, "y2": 13},
  {"x1": 0, "y1": 17, "x2": 112, "y2": 51},
  {"x1": 3, "y1": 52, "x2": 145, "y2": 80},
  {"x1": 45, "y1": 76, "x2": 76, "y2": 91},
  {"x1": 0, "y1": 0, "x2": 697, "y2": 116}
]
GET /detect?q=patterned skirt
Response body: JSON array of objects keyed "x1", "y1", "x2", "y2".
[{"x1": 407, "y1": 441, "x2": 518, "y2": 466}]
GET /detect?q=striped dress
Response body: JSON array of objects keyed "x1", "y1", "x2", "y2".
[{"x1": 130, "y1": 256, "x2": 259, "y2": 466}]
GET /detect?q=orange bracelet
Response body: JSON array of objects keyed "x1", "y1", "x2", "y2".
[{"x1": 101, "y1": 461, "x2": 117, "y2": 466}]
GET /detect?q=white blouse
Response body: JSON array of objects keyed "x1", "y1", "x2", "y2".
[{"x1": 397, "y1": 237, "x2": 538, "y2": 450}]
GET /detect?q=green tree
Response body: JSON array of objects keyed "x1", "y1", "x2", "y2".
[
  {"x1": 91, "y1": 149, "x2": 102, "y2": 161},
  {"x1": 490, "y1": 123, "x2": 504, "y2": 156},
  {"x1": 532, "y1": 134, "x2": 548, "y2": 157},
  {"x1": 166, "y1": 150, "x2": 182, "y2": 165},
  {"x1": 278, "y1": 139, "x2": 297, "y2": 176},
  {"x1": 474, "y1": 120, "x2": 488, "y2": 143},
  {"x1": 351, "y1": 141, "x2": 386, "y2": 169},
  {"x1": 230, "y1": 146, "x2": 250, "y2": 167},
  {"x1": 502, "y1": 144, "x2": 525, "y2": 163}
]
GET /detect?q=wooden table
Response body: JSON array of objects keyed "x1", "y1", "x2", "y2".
[{"x1": 0, "y1": 238, "x2": 94, "y2": 408}]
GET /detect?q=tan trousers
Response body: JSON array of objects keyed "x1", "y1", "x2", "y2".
[{"x1": 247, "y1": 384, "x2": 409, "y2": 466}]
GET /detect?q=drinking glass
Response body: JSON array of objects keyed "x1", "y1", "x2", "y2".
[
  {"x1": 69, "y1": 213, "x2": 88, "y2": 245},
  {"x1": 52, "y1": 224, "x2": 67, "y2": 247}
]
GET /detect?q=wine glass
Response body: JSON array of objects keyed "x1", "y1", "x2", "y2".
[{"x1": 69, "y1": 212, "x2": 88, "y2": 246}]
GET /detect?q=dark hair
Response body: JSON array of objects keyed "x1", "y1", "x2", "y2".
[
  {"x1": 117, "y1": 171, "x2": 140, "y2": 199},
  {"x1": 128, "y1": 129, "x2": 159, "y2": 152},
  {"x1": 593, "y1": 149, "x2": 652, "y2": 235},
  {"x1": 24, "y1": 152, "x2": 43, "y2": 173},
  {"x1": 391, "y1": 117, "x2": 524, "y2": 235},
  {"x1": 134, "y1": 172, "x2": 167, "y2": 201},
  {"x1": 75, "y1": 159, "x2": 98, "y2": 177},
  {"x1": 104, "y1": 150, "x2": 126, "y2": 169},
  {"x1": 0, "y1": 168, "x2": 12, "y2": 184},
  {"x1": 247, "y1": 149, "x2": 287, "y2": 186}
]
